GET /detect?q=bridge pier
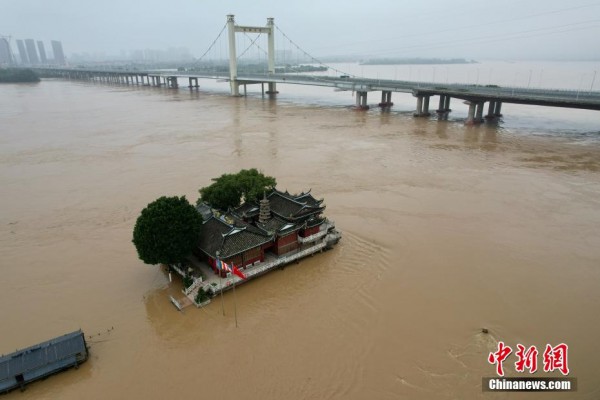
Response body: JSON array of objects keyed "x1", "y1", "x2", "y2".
[
  {"x1": 485, "y1": 101, "x2": 497, "y2": 119},
  {"x1": 437, "y1": 95, "x2": 452, "y2": 114},
  {"x1": 414, "y1": 95, "x2": 431, "y2": 117},
  {"x1": 355, "y1": 91, "x2": 369, "y2": 110},
  {"x1": 494, "y1": 101, "x2": 503, "y2": 117},
  {"x1": 167, "y1": 76, "x2": 178, "y2": 89},
  {"x1": 379, "y1": 90, "x2": 393, "y2": 107},
  {"x1": 266, "y1": 82, "x2": 278, "y2": 95},
  {"x1": 475, "y1": 102, "x2": 484, "y2": 121},
  {"x1": 188, "y1": 77, "x2": 199, "y2": 89},
  {"x1": 465, "y1": 101, "x2": 485, "y2": 125}
]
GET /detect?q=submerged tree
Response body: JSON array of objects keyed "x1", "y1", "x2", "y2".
[
  {"x1": 198, "y1": 168, "x2": 276, "y2": 210},
  {"x1": 132, "y1": 196, "x2": 202, "y2": 265}
]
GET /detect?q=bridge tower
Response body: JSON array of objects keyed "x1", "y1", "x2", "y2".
[{"x1": 227, "y1": 14, "x2": 276, "y2": 96}]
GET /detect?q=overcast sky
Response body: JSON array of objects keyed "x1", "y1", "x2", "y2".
[{"x1": 2, "y1": 0, "x2": 600, "y2": 60}]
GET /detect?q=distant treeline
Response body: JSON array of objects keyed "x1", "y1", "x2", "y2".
[
  {"x1": 183, "y1": 63, "x2": 327, "y2": 74},
  {"x1": 360, "y1": 58, "x2": 477, "y2": 65},
  {"x1": 274, "y1": 65, "x2": 327, "y2": 73},
  {"x1": 0, "y1": 68, "x2": 41, "y2": 83}
]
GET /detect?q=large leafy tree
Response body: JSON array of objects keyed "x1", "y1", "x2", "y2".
[
  {"x1": 198, "y1": 168, "x2": 276, "y2": 210},
  {"x1": 132, "y1": 196, "x2": 202, "y2": 265}
]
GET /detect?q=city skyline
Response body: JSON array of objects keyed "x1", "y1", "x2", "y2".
[{"x1": 1, "y1": 0, "x2": 599, "y2": 62}]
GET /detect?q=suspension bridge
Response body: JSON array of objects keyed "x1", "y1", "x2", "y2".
[{"x1": 32, "y1": 15, "x2": 600, "y2": 124}]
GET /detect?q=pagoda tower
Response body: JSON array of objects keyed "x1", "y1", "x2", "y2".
[{"x1": 259, "y1": 193, "x2": 271, "y2": 224}]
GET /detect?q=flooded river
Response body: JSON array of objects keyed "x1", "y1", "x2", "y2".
[{"x1": 1, "y1": 66, "x2": 600, "y2": 399}]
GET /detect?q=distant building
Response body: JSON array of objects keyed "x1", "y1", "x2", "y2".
[
  {"x1": 16, "y1": 39, "x2": 28, "y2": 64},
  {"x1": 25, "y1": 39, "x2": 39, "y2": 64},
  {"x1": 51, "y1": 40, "x2": 66, "y2": 65},
  {"x1": 37, "y1": 41, "x2": 48, "y2": 64},
  {"x1": 0, "y1": 38, "x2": 12, "y2": 65}
]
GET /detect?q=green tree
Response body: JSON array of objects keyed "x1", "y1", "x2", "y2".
[
  {"x1": 0, "y1": 68, "x2": 40, "y2": 83},
  {"x1": 198, "y1": 168, "x2": 276, "y2": 210},
  {"x1": 132, "y1": 196, "x2": 202, "y2": 265}
]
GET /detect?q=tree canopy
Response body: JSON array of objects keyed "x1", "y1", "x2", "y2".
[
  {"x1": 0, "y1": 68, "x2": 40, "y2": 83},
  {"x1": 132, "y1": 196, "x2": 202, "y2": 265},
  {"x1": 198, "y1": 168, "x2": 276, "y2": 210}
]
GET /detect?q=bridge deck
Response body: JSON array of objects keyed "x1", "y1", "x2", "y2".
[{"x1": 33, "y1": 67, "x2": 600, "y2": 111}]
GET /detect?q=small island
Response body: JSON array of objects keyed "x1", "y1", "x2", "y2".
[
  {"x1": 0, "y1": 68, "x2": 40, "y2": 83},
  {"x1": 360, "y1": 57, "x2": 477, "y2": 65},
  {"x1": 132, "y1": 169, "x2": 341, "y2": 309}
]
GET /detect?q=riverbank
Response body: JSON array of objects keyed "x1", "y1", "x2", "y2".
[{"x1": 0, "y1": 68, "x2": 40, "y2": 83}]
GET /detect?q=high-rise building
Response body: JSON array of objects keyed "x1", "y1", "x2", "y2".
[
  {"x1": 37, "y1": 41, "x2": 48, "y2": 64},
  {"x1": 16, "y1": 39, "x2": 28, "y2": 64},
  {"x1": 25, "y1": 39, "x2": 39, "y2": 64},
  {"x1": 0, "y1": 38, "x2": 13, "y2": 65},
  {"x1": 51, "y1": 40, "x2": 65, "y2": 65}
]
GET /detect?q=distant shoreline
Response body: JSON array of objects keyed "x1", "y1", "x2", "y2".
[
  {"x1": 360, "y1": 58, "x2": 477, "y2": 65},
  {"x1": 0, "y1": 68, "x2": 41, "y2": 83}
]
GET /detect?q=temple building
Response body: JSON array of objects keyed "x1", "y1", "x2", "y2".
[{"x1": 195, "y1": 189, "x2": 332, "y2": 276}]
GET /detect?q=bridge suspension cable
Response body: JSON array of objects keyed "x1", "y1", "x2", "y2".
[
  {"x1": 238, "y1": 32, "x2": 268, "y2": 60},
  {"x1": 274, "y1": 24, "x2": 355, "y2": 78},
  {"x1": 195, "y1": 22, "x2": 228, "y2": 64}
]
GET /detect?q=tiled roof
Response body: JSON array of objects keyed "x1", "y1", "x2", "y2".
[
  {"x1": 256, "y1": 216, "x2": 301, "y2": 236},
  {"x1": 305, "y1": 216, "x2": 325, "y2": 228},
  {"x1": 198, "y1": 189, "x2": 327, "y2": 258},
  {"x1": 294, "y1": 190, "x2": 324, "y2": 207},
  {"x1": 233, "y1": 201, "x2": 260, "y2": 218},
  {"x1": 268, "y1": 190, "x2": 325, "y2": 221},
  {"x1": 195, "y1": 202, "x2": 214, "y2": 221},
  {"x1": 197, "y1": 216, "x2": 273, "y2": 259}
]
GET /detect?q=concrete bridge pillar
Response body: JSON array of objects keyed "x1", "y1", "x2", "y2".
[
  {"x1": 266, "y1": 17, "x2": 277, "y2": 95},
  {"x1": 466, "y1": 102, "x2": 477, "y2": 124},
  {"x1": 414, "y1": 95, "x2": 431, "y2": 117},
  {"x1": 415, "y1": 95, "x2": 423, "y2": 116},
  {"x1": 437, "y1": 95, "x2": 452, "y2": 114},
  {"x1": 437, "y1": 95, "x2": 446, "y2": 113},
  {"x1": 486, "y1": 101, "x2": 497, "y2": 119},
  {"x1": 188, "y1": 77, "x2": 199, "y2": 89},
  {"x1": 167, "y1": 76, "x2": 178, "y2": 89},
  {"x1": 379, "y1": 90, "x2": 393, "y2": 107},
  {"x1": 494, "y1": 101, "x2": 503, "y2": 117},
  {"x1": 465, "y1": 101, "x2": 484, "y2": 125},
  {"x1": 266, "y1": 82, "x2": 278, "y2": 95},
  {"x1": 355, "y1": 91, "x2": 369, "y2": 110},
  {"x1": 475, "y1": 102, "x2": 484, "y2": 122},
  {"x1": 227, "y1": 15, "x2": 239, "y2": 96}
]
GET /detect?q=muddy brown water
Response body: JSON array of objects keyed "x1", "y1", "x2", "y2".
[{"x1": 1, "y1": 80, "x2": 600, "y2": 399}]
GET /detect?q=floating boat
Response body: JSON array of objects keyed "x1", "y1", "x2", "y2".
[{"x1": 0, "y1": 330, "x2": 88, "y2": 393}]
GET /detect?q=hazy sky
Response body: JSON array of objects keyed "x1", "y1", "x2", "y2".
[{"x1": 2, "y1": 0, "x2": 600, "y2": 60}]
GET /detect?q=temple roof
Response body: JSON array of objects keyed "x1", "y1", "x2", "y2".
[
  {"x1": 195, "y1": 202, "x2": 214, "y2": 221},
  {"x1": 234, "y1": 201, "x2": 260, "y2": 218},
  {"x1": 256, "y1": 215, "x2": 302, "y2": 236},
  {"x1": 198, "y1": 188, "x2": 327, "y2": 258},
  {"x1": 197, "y1": 215, "x2": 273, "y2": 259},
  {"x1": 267, "y1": 189, "x2": 325, "y2": 222}
]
